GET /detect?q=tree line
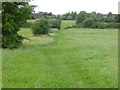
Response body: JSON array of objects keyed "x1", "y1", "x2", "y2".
[
  {"x1": 75, "y1": 11, "x2": 118, "y2": 29},
  {"x1": 32, "y1": 11, "x2": 118, "y2": 29},
  {"x1": 1, "y1": 2, "x2": 120, "y2": 49}
]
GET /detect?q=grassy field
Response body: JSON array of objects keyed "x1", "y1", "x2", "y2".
[{"x1": 2, "y1": 20, "x2": 118, "y2": 88}]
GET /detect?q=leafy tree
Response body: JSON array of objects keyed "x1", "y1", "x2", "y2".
[
  {"x1": 32, "y1": 17, "x2": 50, "y2": 35},
  {"x1": 71, "y1": 11, "x2": 77, "y2": 20},
  {"x1": 88, "y1": 12, "x2": 104, "y2": 22},
  {"x1": 76, "y1": 11, "x2": 88, "y2": 24},
  {"x1": 2, "y1": 2, "x2": 32, "y2": 49},
  {"x1": 62, "y1": 12, "x2": 70, "y2": 20},
  {"x1": 88, "y1": 12, "x2": 97, "y2": 20},
  {"x1": 96, "y1": 13, "x2": 104, "y2": 22},
  {"x1": 105, "y1": 12, "x2": 115, "y2": 22},
  {"x1": 31, "y1": 5, "x2": 37, "y2": 13}
]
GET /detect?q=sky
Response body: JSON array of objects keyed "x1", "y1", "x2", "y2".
[{"x1": 29, "y1": 0, "x2": 120, "y2": 15}]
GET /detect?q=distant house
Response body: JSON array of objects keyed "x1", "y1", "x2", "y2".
[
  {"x1": 103, "y1": 14, "x2": 108, "y2": 18},
  {"x1": 67, "y1": 16, "x2": 72, "y2": 20},
  {"x1": 32, "y1": 12, "x2": 43, "y2": 19}
]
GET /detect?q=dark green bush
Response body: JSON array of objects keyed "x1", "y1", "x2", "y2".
[
  {"x1": 32, "y1": 17, "x2": 50, "y2": 35},
  {"x1": 96, "y1": 22, "x2": 118, "y2": 29},
  {"x1": 76, "y1": 21, "x2": 118, "y2": 29},
  {"x1": 106, "y1": 23, "x2": 118, "y2": 28},
  {"x1": 82, "y1": 18, "x2": 95, "y2": 28},
  {"x1": 95, "y1": 22, "x2": 107, "y2": 29},
  {"x1": 2, "y1": 34, "x2": 24, "y2": 49},
  {"x1": 48, "y1": 19, "x2": 61, "y2": 29}
]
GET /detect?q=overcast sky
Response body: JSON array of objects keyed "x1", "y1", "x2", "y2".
[{"x1": 29, "y1": 0, "x2": 119, "y2": 15}]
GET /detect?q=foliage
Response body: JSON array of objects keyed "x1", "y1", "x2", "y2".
[
  {"x1": 48, "y1": 19, "x2": 61, "y2": 29},
  {"x1": 2, "y1": 34, "x2": 23, "y2": 48},
  {"x1": 2, "y1": 2, "x2": 32, "y2": 49},
  {"x1": 88, "y1": 12, "x2": 104, "y2": 22},
  {"x1": 32, "y1": 17, "x2": 50, "y2": 35},
  {"x1": 96, "y1": 22, "x2": 107, "y2": 29},
  {"x1": 76, "y1": 11, "x2": 118, "y2": 29},
  {"x1": 82, "y1": 18, "x2": 95, "y2": 28},
  {"x1": 106, "y1": 23, "x2": 118, "y2": 28},
  {"x1": 95, "y1": 22, "x2": 118, "y2": 29},
  {"x1": 104, "y1": 12, "x2": 115, "y2": 22},
  {"x1": 76, "y1": 11, "x2": 88, "y2": 24}
]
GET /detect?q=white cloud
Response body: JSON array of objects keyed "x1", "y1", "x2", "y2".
[{"x1": 29, "y1": 0, "x2": 119, "y2": 14}]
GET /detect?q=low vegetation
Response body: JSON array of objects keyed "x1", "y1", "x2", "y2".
[
  {"x1": 2, "y1": 20, "x2": 118, "y2": 88},
  {"x1": 32, "y1": 17, "x2": 50, "y2": 35},
  {"x1": 48, "y1": 19, "x2": 61, "y2": 29},
  {"x1": 1, "y1": 2, "x2": 118, "y2": 88},
  {"x1": 76, "y1": 11, "x2": 118, "y2": 29}
]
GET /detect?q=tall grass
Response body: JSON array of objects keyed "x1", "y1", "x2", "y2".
[{"x1": 2, "y1": 20, "x2": 118, "y2": 88}]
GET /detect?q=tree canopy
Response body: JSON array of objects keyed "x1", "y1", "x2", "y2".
[{"x1": 2, "y1": 2, "x2": 32, "y2": 49}]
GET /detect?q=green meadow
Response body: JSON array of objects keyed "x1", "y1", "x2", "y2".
[{"x1": 2, "y1": 20, "x2": 118, "y2": 88}]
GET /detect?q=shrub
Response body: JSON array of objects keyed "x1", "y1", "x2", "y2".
[
  {"x1": 76, "y1": 21, "x2": 117, "y2": 29},
  {"x1": 32, "y1": 17, "x2": 50, "y2": 35},
  {"x1": 106, "y1": 23, "x2": 118, "y2": 28},
  {"x1": 96, "y1": 22, "x2": 107, "y2": 29},
  {"x1": 82, "y1": 18, "x2": 95, "y2": 28},
  {"x1": 48, "y1": 19, "x2": 61, "y2": 29}
]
